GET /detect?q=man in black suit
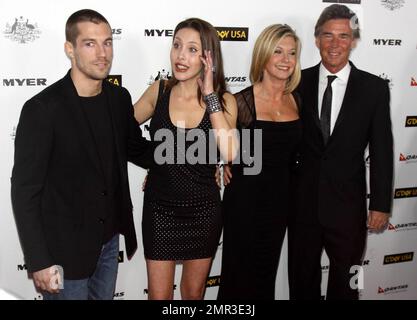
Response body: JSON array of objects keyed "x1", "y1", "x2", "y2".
[
  {"x1": 289, "y1": 4, "x2": 393, "y2": 300},
  {"x1": 11, "y1": 9, "x2": 151, "y2": 299}
]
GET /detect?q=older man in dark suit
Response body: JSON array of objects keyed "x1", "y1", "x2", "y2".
[{"x1": 289, "y1": 4, "x2": 393, "y2": 300}]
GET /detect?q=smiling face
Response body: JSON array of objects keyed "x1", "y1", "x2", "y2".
[
  {"x1": 263, "y1": 35, "x2": 296, "y2": 82},
  {"x1": 65, "y1": 21, "x2": 113, "y2": 81},
  {"x1": 315, "y1": 18, "x2": 356, "y2": 74},
  {"x1": 170, "y1": 27, "x2": 203, "y2": 82}
]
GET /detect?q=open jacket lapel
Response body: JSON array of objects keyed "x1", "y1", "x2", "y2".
[
  {"x1": 327, "y1": 62, "x2": 358, "y2": 145},
  {"x1": 310, "y1": 65, "x2": 321, "y2": 132},
  {"x1": 302, "y1": 64, "x2": 322, "y2": 138},
  {"x1": 102, "y1": 80, "x2": 126, "y2": 180}
]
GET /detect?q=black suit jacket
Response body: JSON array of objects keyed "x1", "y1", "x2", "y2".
[
  {"x1": 11, "y1": 70, "x2": 152, "y2": 279},
  {"x1": 295, "y1": 62, "x2": 393, "y2": 229}
]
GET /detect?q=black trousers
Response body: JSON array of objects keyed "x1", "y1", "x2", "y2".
[{"x1": 288, "y1": 220, "x2": 366, "y2": 300}]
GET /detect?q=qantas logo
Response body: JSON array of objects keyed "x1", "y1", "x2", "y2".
[
  {"x1": 388, "y1": 222, "x2": 417, "y2": 231},
  {"x1": 399, "y1": 153, "x2": 417, "y2": 163},
  {"x1": 378, "y1": 284, "x2": 408, "y2": 294}
]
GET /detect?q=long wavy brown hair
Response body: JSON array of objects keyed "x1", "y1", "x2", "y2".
[{"x1": 166, "y1": 18, "x2": 227, "y2": 109}]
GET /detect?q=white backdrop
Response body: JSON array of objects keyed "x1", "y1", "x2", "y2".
[{"x1": 1, "y1": 0, "x2": 416, "y2": 300}]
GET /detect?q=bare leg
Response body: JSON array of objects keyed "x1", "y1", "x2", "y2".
[
  {"x1": 146, "y1": 259, "x2": 176, "y2": 300},
  {"x1": 180, "y1": 258, "x2": 212, "y2": 300}
]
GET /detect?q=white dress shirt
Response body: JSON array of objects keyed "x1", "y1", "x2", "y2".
[{"x1": 318, "y1": 63, "x2": 351, "y2": 134}]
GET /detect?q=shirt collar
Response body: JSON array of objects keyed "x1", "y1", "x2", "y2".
[{"x1": 319, "y1": 62, "x2": 351, "y2": 84}]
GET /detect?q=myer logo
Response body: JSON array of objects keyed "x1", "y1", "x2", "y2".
[
  {"x1": 378, "y1": 284, "x2": 408, "y2": 294},
  {"x1": 381, "y1": 0, "x2": 405, "y2": 11},
  {"x1": 373, "y1": 39, "x2": 402, "y2": 46},
  {"x1": 216, "y1": 27, "x2": 248, "y2": 41},
  {"x1": 411, "y1": 77, "x2": 417, "y2": 86},
  {"x1": 405, "y1": 116, "x2": 417, "y2": 127},
  {"x1": 399, "y1": 153, "x2": 417, "y2": 163},
  {"x1": 144, "y1": 29, "x2": 173, "y2": 37},
  {"x1": 106, "y1": 75, "x2": 122, "y2": 87},
  {"x1": 4, "y1": 16, "x2": 41, "y2": 43},
  {"x1": 3, "y1": 78, "x2": 47, "y2": 86},
  {"x1": 384, "y1": 252, "x2": 414, "y2": 265},
  {"x1": 388, "y1": 222, "x2": 417, "y2": 232},
  {"x1": 206, "y1": 275, "x2": 220, "y2": 288},
  {"x1": 394, "y1": 187, "x2": 417, "y2": 199},
  {"x1": 17, "y1": 264, "x2": 27, "y2": 271}
]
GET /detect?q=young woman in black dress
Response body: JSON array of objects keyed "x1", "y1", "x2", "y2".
[{"x1": 134, "y1": 18, "x2": 238, "y2": 300}]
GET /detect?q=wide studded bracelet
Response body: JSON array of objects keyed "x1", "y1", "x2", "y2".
[{"x1": 203, "y1": 92, "x2": 223, "y2": 114}]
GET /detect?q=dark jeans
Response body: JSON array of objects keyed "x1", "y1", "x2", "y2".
[{"x1": 43, "y1": 234, "x2": 119, "y2": 300}]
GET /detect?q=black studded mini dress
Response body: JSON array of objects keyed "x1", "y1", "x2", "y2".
[{"x1": 142, "y1": 81, "x2": 222, "y2": 260}]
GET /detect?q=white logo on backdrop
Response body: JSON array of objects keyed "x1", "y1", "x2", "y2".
[
  {"x1": 10, "y1": 126, "x2": 16, "y2": 140},
  {"x1": 381, "y1": 0, "x2": 405, "y2": 11},
  {"x1": 147, "y1": 69, "x2": 172, "y2": 85},
  {"x1": 4, "y1": 16, "x2": 41, "y2": 43}
]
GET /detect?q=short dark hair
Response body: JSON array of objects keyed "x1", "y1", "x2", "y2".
[
  {"x1": 314, "y1": 4, "x2": 360, "y2": 39},
  {"x1": 65, "y1": 9, "x2": 110, "y2": 45}
]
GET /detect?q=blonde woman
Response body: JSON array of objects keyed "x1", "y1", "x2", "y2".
[{"x1": 218, "y1": 24, "x2": 302, "y2": 300}]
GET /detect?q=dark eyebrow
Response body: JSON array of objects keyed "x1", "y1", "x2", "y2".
[
  {"x1": 81, "y1": 37, "x2": 113, "y2": 42},
  {"x1": 173, "y1": 36, "x2": 200, "y2": 46}
]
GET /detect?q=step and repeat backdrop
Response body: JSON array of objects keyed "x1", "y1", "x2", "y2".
[{"x1": 1, "y1": 0, "x2": 416, "y2": 300}]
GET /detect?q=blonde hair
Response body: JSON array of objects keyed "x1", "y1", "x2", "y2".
[{"x1": 250, "y1": 24, "x2": 301, "y2": 94}]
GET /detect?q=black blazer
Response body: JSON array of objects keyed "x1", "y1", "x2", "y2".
[
  {"x1": 295, "y1": 62, "x2": 393, "y2": 229},
  {"x1": 11, "y1": 70, "x2": 151, "y2": 279}
]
